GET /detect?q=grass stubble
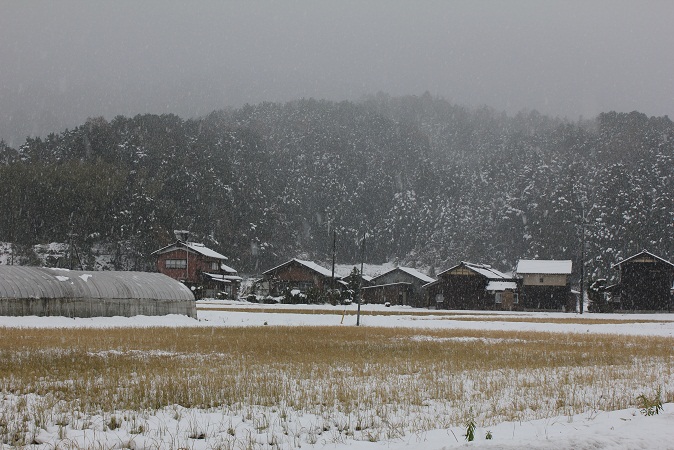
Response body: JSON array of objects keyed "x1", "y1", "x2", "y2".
[{"x1": 0, "y1": 325, "x2": 672, "y2": 448}]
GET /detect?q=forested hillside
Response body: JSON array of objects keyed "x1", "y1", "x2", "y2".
[{"x1": 1, "y1": 94, "x2": 672, "y2": 282}]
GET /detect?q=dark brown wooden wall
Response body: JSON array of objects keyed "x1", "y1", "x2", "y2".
[{"x1": 619, "y1": 261, "x2": 673, "y2": 311}]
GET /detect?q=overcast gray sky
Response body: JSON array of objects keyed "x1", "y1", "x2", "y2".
[{"x1": 1, "y1": 1, "x2": 673, "y2": 146}]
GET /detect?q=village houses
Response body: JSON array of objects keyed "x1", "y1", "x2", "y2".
[{"x1": 151, "y1": 237, "x2": 241, "y2": 299}]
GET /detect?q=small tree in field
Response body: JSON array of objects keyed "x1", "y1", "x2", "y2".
[
  {"x1": 587, "y1": 278, "x2": 612, "y2": 313},
  {"x1": 347, "y1": 266, "x2": 361, "y2": 300}
]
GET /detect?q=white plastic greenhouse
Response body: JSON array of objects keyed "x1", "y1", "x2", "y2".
[{"x1": 0, "y1": 266, "x2": 196, "y2": 318}]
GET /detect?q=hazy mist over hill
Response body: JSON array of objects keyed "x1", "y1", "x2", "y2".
[{"x1": 1, "y1": 1, "x2": 673, "y2": 146}]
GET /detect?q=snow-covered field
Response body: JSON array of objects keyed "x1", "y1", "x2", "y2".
[
  {"x1": 1, "y1": 302, "x2": 673, "y2": 449},
  {"x1": 4, "y1": 300, "x2": 674, "y2": 337},
  {"x1": 11, "y1": 401, "x2": 674, "y2": 450}
]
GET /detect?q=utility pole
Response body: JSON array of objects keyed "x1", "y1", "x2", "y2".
[
  {"x1": 579, "y1": 213, "x2": 586, "y2": 314},
  {"x1": 331, "y1": 230, "x2": 336, "y2": 292},
  {"x1": 9, "y1": 209, "x2": 13, "y2": 265},
  {"x1": 578, "y1": 204, "x2": 595, "y2": 315},
  {"x1": 357, "y1": 231, "x2": 365, "y2": 326},
  {"x1": 68, "y1": 231, "x2": 78, "y2": 270}
]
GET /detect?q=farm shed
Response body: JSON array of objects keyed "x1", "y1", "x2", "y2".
[
  {"x1": 611, "y1": 250, "x2": 674, "y2": 311},
  {"x1": 0, "y1": 266, "x2": 196, "y2": 318},
  {"x1": 259, "y1": 259, "x2": 338, "y2": 296},
  {"x1": 424, "y1": 261, "x2": 517, "y2": 310},
  {"x1": 516, "y1": 259, "x2": 574, "y2": 311},
  {"x1": 362, "y1": 266, "x2": 435, "y2": 307}
]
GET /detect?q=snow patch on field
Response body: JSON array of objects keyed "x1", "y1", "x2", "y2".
[
  {"x1": 407, "y1": 335, "x2": 528, "y2": 344},
  {"x1": 8, "y1": 395, "x2": 674, "y2": 450},
  {"x1": 1, "y1": 303, "x2": 673, "y2": 449}
]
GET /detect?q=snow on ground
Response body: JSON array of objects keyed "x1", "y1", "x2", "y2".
[
  {"x1": 3, "y1": 300, "x2": 673, "y2": 337},
  {"x1": 1, "y1": 302, "x2": 673, "y2": 449},
  {"x1": 23, "y1": 402, "x2": 674, "y2": 450},
  {"x1": 382, "y1": 405, "x2": 674, "y2": 450},
  {"x1": 196, "y1": 303, "x2": 674, "y2": 337}
]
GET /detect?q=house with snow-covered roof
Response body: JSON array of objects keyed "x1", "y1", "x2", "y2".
[
  {"x1": 151, "y1": 240, "x2": 241, "y2": 299},
  {"x1": 259, "y1": 258, "x2": 340, "y2": 297},
  {"x1": 423, "y1": 261, "x2": 519, "y2": 310},
  {"x1": 516, "y1": 259, "x2": 573, "y2": 311},
  {"x1": 610, "y1": 250, "x2": 674, "y2": 311},
  {"x1": 361, "y1": 266, "x2": 435, "y2": 308}
]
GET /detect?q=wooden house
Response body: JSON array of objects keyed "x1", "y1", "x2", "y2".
[
  {"x1": 362, "y1": 267, "x2": 435, "y2": 307},
  {"x1": 260, "y1": 259, "x2": 338, "y2": 296},
  {"x1": 611, "y1": 250, "x2": 674, "y2": 311},
  {"x1": 423, "y1": 261, "x2": 517, "y2": 310},
  {"x1": 151, "y1": 240, "x2": 241, "y2": 299},
  {"x1": 516, "y1": 259, "x2": 573, "y2": 311}
]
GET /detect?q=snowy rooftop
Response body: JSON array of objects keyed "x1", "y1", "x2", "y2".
[
  {"x1": 294, "y1": 259, "x2": 336, "y2": 278},
  {"x1": 464, "y1": 262, "x2": 511, "y2": 279},
  {"x1": 376, "y1": 266, "x2": 435, "y2": 284},
  {"x1": 362, "y1": 281, "x2": 412, "y2": 289},
  {"x1": 517, "y1": 259, "x2": 572, "y2": 274},
  {"x1": 151, "y1": 240, "x2": 229, "y2": 261},
  {"x1": 334, "y1": 262, "x2": 394, "y2": 279},
  {"x1": 611, "y1": 249, "x2": 674, "y2": 269},
  {"x1": 264, "y1": 258, "x2": 337, "y2": 279},
  {"x1": 485, "y1": 281, "x2": 518, "y2": 291},
  {"x1": 220, "y1": 263, "x2": 238, "y2": 274},
  {"x1": 435, "y1": 262, "x2": 511, "y2": 280},
  {"x1": 185, "y1": 242, "x2": 228, "y2": 260},
  {"x1": 343, "y1": 272, "x2": 374, "y2": 282},
  {"x1": 203, "y1": 273, "x2": 243, "y2": 283}
]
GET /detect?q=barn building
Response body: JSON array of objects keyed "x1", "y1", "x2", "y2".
[
  {"x1": 0, "y1": 266, "x2": 196, "y2": 318},
  {"x1": 611, "y1": 250, "x2": 674, "y2": 311},
  {"x1": 151, "y1": 240, "x2": 241, "y2": 299},
  {"x1": 423, "y1": 261, "x2": 517, "y2": 310},
  {"x1": 258, "y1": 259, "x2": 338, "y2": 296},
  {"x1": 362, "y1": 266, "x2": 435, "y2": 307},
  {"x1": 516, "y1": 259, "x2": 573, "y2": 311}
]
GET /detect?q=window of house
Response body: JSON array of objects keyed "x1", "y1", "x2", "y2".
[
  {"x1": 210, "y1": 262, "x2": 219, "y2": 271},
  {"x1": 279, "y1": 281, "x2": 313, "y2": 293},
  {"x1": 495, "y1": 292, "x2": 503, "y2": 304},
  {"x1": 513, "y1": 293, "x2": 519, "y2": 304},
  {"x1": 293, "y1": 281, "x2": 313, "y2": 292},
  {"x1": 165, "y1": 259, "x2": 187, "y2": 269},
  {"x1": 539, "y1": 277, "x2": 545, "y2": 283},
  {"x1": 435, "y1": 293, "x2": 444, "y2": 303}
]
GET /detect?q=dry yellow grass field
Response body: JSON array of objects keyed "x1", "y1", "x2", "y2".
[{"x1": 0, "y1": 324, "x2": 673, "y2": 446}]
